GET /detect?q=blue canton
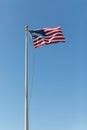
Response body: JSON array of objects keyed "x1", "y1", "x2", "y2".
[{"x1": 30, "y1": 30, "x2": 46, "y2": 39}]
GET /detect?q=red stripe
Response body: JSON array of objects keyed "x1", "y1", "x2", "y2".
[
  {"x1": 34, "y1": 42, "x2": 46, "y2": 48},
  {"x1": 33, "y1": 33, "x2": 64, "y2": 42},
  {"x1": 33, "y1": 37, "x2": 65, "y2": 45},
  {"x1": 45, "y1": 30, "x2": 62, "y2": 33},
  {"x1": 34, "y1": 39, "x2": 48, "y2": 45},
  {"x1": 33, "y1": 34, "x2": 65, "y2": 43},
  {"x1": 44, "y1": 27, "x2": 61, "y2": 31},
  {"x1": 45, "y1": 32, "x2": 63, "y2": 36},
  {"x1": 46, "y1": 33, "x2": 64, "y2": 37},
  {"x1": 47, "y1": 38, "x2": 65, "y2": 43},
  {"x1": 33, "y1": 38, "x2": 48, "y2": 43},
  {"x1": 33, "y1": 37, "x2": 65, "y2": 47},
  {"x1": 34, "y1": 39, "x2": 65, "y2": 48}
]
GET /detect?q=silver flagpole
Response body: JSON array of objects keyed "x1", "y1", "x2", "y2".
[{"x1": 25, "y1": 25, "x2": 29, "y2": 130}]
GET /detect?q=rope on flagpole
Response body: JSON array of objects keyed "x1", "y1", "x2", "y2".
[{"x1": 29, "y1": 47, "x2": 36, "y2": 105}]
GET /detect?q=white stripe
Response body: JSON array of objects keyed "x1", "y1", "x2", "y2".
[
  {"x1": 33, "y1": 36, "x2": 65, "y2": 44},
  {"x1": 44, "y1": 27, "x2": 61, "y2": 31},
  {"x1": 34, "y1": 39, "x2": 65, "y2": 47},
  {"x1": 34, "y1": 41, "x2": 46, "y2": 47},
  {"x1": 45, "y1": 35, "x2": 65, "y2": 39},
  {"x1": 33, "y1": 33, "x2": 64, "y2": 42},
  {"x1": 45, "y1": 31, "x2": 62, "y2": 35}
]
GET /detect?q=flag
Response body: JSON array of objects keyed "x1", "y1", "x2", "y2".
[{"x1": 29, "y1": 27, "x2": 65, "y2": 48}]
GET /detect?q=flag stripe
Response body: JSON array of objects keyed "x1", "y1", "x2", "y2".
[
  {"x1": 44, "y1": 31, "x2": 63, "y2": 36},
  {"x1": 33, "y1": 35, "x2": 65, "y2": 43},
  {"x1": 34, "y1": 42, "x2": 46, "y2": 48},
  {"x1": 34, "y1": 38, "x2": 65, "y2": 46},
  {"x1": 33, "y1": 37, "x2": 65, "y2": 44},
  {"x1": 33, "y1": 33, "x2": 64, "y2": 42},
  {"x1": 34, "y1": 39, "x2": 65, "y2": 48},
  {"x1": 44, "y1": 26, "x2": 61, "y2": 31},
  {"x1": 44, "y1": 30, "x2": 62, "y2": 33}
]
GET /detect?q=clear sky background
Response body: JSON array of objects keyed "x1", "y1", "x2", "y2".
[{"x1": 0, "y1": 0, "x2": 87, "y2": 130}]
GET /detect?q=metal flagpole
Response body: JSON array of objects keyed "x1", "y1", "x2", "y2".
[{"x1": 25, "y1": 25, "x2": 29, "y2": 130}]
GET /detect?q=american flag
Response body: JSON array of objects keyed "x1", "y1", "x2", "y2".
[{"x1": 29, "y1": 27, "x2": 65, "y2": 48}]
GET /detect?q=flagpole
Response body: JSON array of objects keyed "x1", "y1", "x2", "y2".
[{"x1": 25, "y1": 25, "x2": 29, "y2": 130}]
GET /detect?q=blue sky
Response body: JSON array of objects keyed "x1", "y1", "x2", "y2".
[{"x1": 0, "y1": 0, "x2": 87, "y2": 130}]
